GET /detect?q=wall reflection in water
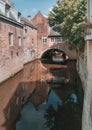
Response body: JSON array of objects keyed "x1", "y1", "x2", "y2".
[
  {"x1": 0, "y1": 59, "x2": 83, "y2": 130},
  {"x1": 16, "y1": 84, "x2": 81, "y2": 130},
  {"x1": 16, "y1": 89, "x2": 62, "y2": 130},
  {"x1": 16, "y1": 60, "x2": 83, "y2": 130}
]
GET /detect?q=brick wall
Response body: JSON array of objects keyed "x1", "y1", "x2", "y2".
[
  {"x1": 23, "y1": 25, "x2": 37, "y2": 63},
  {"x1": 32, "y1": 11, "x2": 49, "y2": 57},
  {"x1": 0, "y1": 20, "x2": 24, "y2": 83},
  {"x1": 32, "y1": 12, "x2": 77, "y2": 59}
]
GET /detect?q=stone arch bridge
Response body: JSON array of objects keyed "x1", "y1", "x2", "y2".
[{"x1": 39, "y1": 43, "x2": 77, "y2": 60}]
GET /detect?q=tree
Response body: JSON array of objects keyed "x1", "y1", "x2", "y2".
[{"x1": 48, "y1": 0, "x2": 87, "y2": 50}]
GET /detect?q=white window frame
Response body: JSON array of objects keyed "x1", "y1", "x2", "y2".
[
  {"x1": 42, "y1": 36, "x2": 47, "y2": 44},
  {"x1": 51, "y1": 37, "x2": 62, "y2": 43},
  {"x1": 51, "y1": 37, "x2": 55, "y2": 42}
]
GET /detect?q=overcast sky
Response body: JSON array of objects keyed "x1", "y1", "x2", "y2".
[{"x1": 10, "y1": 0, "x2": 56, "y2": 18}]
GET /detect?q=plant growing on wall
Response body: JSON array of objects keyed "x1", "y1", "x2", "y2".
[{"x1": 48, "y1": 0, "x2": 87, "y2": 50}]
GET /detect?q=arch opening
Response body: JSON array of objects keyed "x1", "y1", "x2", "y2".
[{"x1": 41, "y1": 48, "x2": 68, "y2": 64}]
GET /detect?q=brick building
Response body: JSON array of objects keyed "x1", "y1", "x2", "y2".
[
  {"x1": 0, "y1": 0, "x2": 24, "y2": 83},
  {"x1": 0, "y1": 1, "x2": 77, "y2": 83},
  {"x1": 32, "y1": 11, "x2": 50, "y2": 56},
  {"x1": 0, "y1": 0, "x2": 38, "y2": 82},
  {"x1": 32, "y1": 11, "x2": 77, "y2": 59}
]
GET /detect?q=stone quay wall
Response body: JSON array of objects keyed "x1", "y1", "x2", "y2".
[{"x1": 77, "y1": 41, "x2": 92, "y2": 130}]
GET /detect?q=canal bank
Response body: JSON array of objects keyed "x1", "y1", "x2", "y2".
[{"x1": 77, "y1": 40, "x2": 92, "y2": 130}]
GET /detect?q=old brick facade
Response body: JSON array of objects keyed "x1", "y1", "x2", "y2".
[
  {"x1": 0, "y1": 0, "x2": 38, "y2": 83},
  {"x1": 0, "y1": 1, "x2": 77, "y2": 83},
  {"x1": 32, "y1": 11, "x2": 50, "y2": 56},
  {"x1": 32, "y1": 11, "x2": 77, "y2": 59},
  {"x1": 0, "y1": 0, "x2": 24, "y2": 83}
]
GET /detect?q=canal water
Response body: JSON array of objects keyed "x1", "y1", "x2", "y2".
[
  {"x1": 0, "y1": 59, "x2": 83, "y2": 130},
  {"x1": 15, "y1": 59, "x2": 83, "y2": 130}
]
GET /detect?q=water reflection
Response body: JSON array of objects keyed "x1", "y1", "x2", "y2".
[
  {"x1": 16, "y1": 85, "x2": 81, "y2": 130},
  {"x1": 16, "y1": 89, "x2": 62, "y2": 130},
  {"x1": 0, "y1": 59, "x2": 83, "y2": 130},
  {"x1": 16, "y1": 60, "x2": 82, "y2": 130}
]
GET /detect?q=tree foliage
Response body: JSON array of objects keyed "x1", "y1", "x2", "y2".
[{"x1": 48, "y1": 0, "x2": 87, "y2": 50}]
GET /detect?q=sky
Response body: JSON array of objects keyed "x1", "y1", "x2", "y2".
[{"x1": 10, "y1": 0, "x2": 57, "y2": 18}]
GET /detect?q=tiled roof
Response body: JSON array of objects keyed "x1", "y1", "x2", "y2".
[
  {"x1": 48, "y1": 28, "x2": 61, "y2": 37},
  {"x1": 0, "y1": 14, "x2": 23, "y2": 27},
  {"x1": 0, "y1": 0, "x2": 37, "y2": 28},
  {"x1": 0, "y1": 0, "x2": 22, "y2": 26},
  {"x1": 21, "y1": 16, "x2": 37, "y2": 29}
]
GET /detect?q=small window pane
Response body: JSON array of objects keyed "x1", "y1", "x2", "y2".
[{"x1": 9, "y1": 33, "x2": 13, "y2": 46}]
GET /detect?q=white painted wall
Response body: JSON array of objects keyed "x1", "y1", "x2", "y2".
[{"x1": 88, "y1": 0, "x2": 92, "y2": 23}]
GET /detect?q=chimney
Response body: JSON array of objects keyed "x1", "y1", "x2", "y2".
[
  {"x1": 5, "y1": 0, "x2": 10, "y2": 2},
  {"x1": 11, "y1": 3, "x2": 14, "y2": 8},
  {"x1": 27, "y1": 15, "x2": 31, "y2": 21}
]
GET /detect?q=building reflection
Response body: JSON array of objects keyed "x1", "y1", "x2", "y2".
[
  {"x1": 0, "y1": 59, "x2": 53, "y2": 130},
  {"x1": 0, "y1": 59, "x2": 83, "y2": 130}
]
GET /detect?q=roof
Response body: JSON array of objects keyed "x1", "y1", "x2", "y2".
[
  {"x1": 0, "y1": 14, "x2": 23, "y2": 27},
  {"x1": 0, "y1": 0, "x2": 23, "y2": 27},
  {"x1": 33, "y1": 11, "x2": 45, "y2": 19},
  {"x1": 31, "y1": 11, "x2": 47, "y2": 25},
  {"x1": 48, "y1": 28, "x2": 62, "y2": 37},
  {"x1": 21, "y1": 16, "x2": 37, "y2": 29},
  {"x1": 1, "y1": 0, "x2": 11, "y2": 6}
]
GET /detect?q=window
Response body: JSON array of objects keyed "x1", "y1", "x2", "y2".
[
  {"x1": 32, "y1": 39, "x2": 34, "y2": 45},
  {"x1": 42, "y1": 36, "x2": 47, "y2": 43},
  {"x1": 18, "y1": 37, "x2": 21, "y2": 46},
  {"x1": 51, "y1": 37, "x2": 62, "y2": 43},
  {"x1": 51, "y1": 37, "x2": 55, "y2": 42},
  {"x1": 25, "y1": 29, "x2": 27, "y2": 33},
  {"x1": 11, "y1": 51, "x2": 13, "y2": 58},
  {"x1": 5, "y1": 4, "x2": 10, "y2": 17},
  {"x1": 17, "y1": 12, "x2": 21, "y2": 22},
  {"x1": 55, "y1": 37, "x2": 59, "y2": 42},
  {"x1": 0, "y1": 2, "x2": 5, "y2": 14},
  {"x1": 9, "y1": 33, "x2": 13, "y2": 46}
]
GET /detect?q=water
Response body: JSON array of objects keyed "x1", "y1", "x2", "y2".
[
  {"x1": 0, "y1": 59, "x2": 83, "y2": 130},
  {"x1": 15, "y1": 60, "x2": 83, "y2": 130}
]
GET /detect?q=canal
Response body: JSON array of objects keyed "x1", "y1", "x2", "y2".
[{"x1": 0, "y1": 59, "x2": 83, "y2": 130}]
